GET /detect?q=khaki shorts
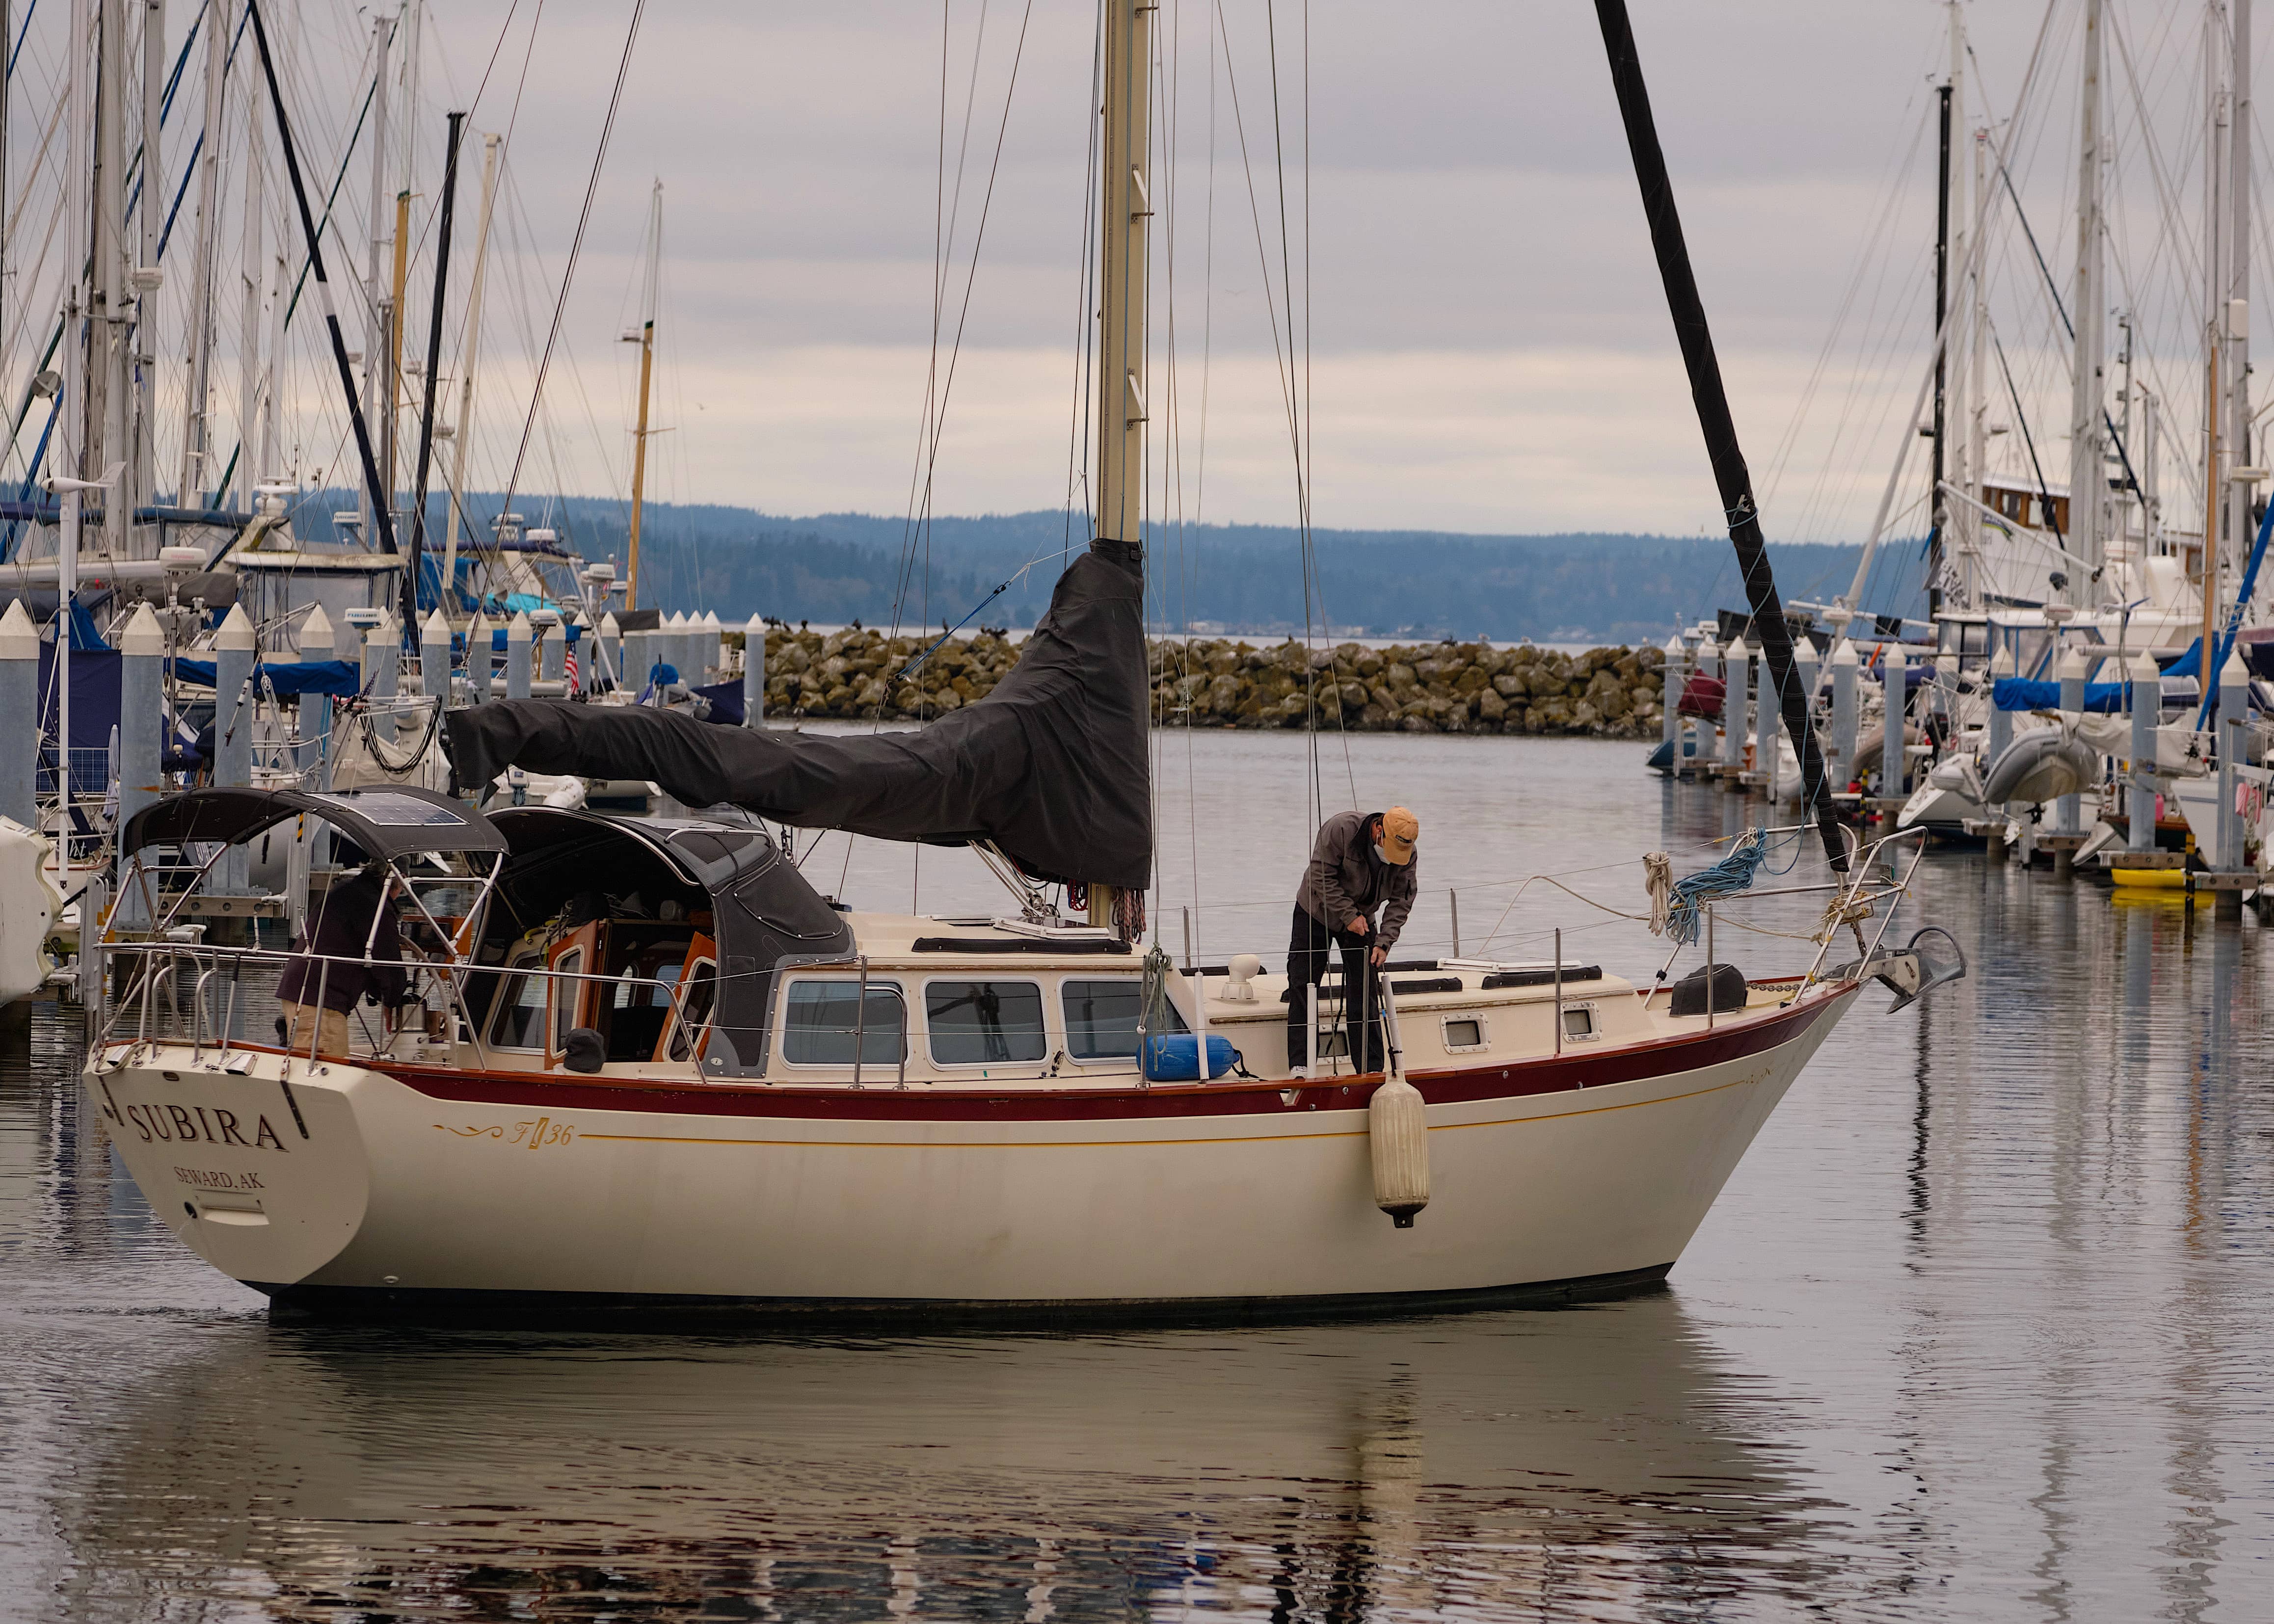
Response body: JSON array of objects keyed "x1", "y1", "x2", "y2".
[{"x1": 278, "y1": 1000, "x2": 351, "y2": 1057}]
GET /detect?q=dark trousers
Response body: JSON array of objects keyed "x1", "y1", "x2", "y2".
[{"x1": 1286, "y1": 904, "x2": 1386, "y2": 1073}]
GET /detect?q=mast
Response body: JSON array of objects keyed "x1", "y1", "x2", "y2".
[
  {"x1": 1966, "y1": 118, "x2": 1989, "y2": 601},
  {"x1": 2203, "y1": 7, "x2": 2228, "y2": 665},
  {"x1": 0, "y1": 0, "x2": 8, "y2": 417},
  {"x1": 622, "y1": 179, "x2": 662, "y2": 612},
  {"x1": 388, "y1": 192, "x2": 409, "y2": 521},
  {"x1": 2226, "y1": 0, "x2": 2252, "y2": 650},
  {"x1": 443, "y1": 131, "x2": 500, "y2": 611},
  {"x1": 2067, "y1": 0, "x2": 2107, "y2": 606},
  {"x1": 1095, "y1": 0, "x2": 1150, "y2": 550},
  {"x1": 61, "y1": 0, "x2": 94, "y2": 776},
  {"x1": 404, "y1": 110, "x2": 463, "y2": 627},
  {"x1": 1594, "y1": 0, "x2": 1844, "y2": 869},
  {"x1": 1947, "y1": 1, "x2": 1970, "y2": 596},
  {"x1": 1929, "y1": 80, "x2": 1952, "y2": 622},
  {"x1": 1085, "y1": 0, "x2": 1151, "y2": 930},
  {"x1": 359, "y1": 9, "x2": 392, "y2": 549},
  {"x1": 177, "y1": 0, "x2": 224, "y2": 506},
  {"x1": 130, "y1": 0, "x2": 161, "y2": 529},
  {"x1": 236, "y1": 68, "x2": 263, "y2": 512},
  {"x1": 92, "y1": 0, "x2": 127, "y2": 556}
]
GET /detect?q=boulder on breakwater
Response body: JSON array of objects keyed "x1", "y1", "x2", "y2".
[{"x1": 731, "y1": 627, "x2": 1667, "y2": 738}]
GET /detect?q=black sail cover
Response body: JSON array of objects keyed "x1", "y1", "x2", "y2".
[{"x1": 444, "y1": 539, "x2": 1153, "y2": 890}]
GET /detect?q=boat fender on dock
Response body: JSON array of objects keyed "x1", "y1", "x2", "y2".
[{"x1": 1369, "y1": 1076, "x2": 1430, "y2": 1228}]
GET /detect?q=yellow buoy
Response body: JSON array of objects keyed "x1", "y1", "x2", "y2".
[{"x1": 2110, "y1": 868, "x2": 2209, "y2": 904}]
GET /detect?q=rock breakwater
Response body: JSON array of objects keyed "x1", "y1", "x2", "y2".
[{"x1": 740, "y1": 628, "x2": 1668, "y2": 738}]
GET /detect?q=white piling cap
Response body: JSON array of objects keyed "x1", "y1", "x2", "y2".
[
  {"x1": 1661, "y1": 634, "x2": 1684, "y2": 656},
  {"x1": 119, "y1": 602, "x2": 165, "y2": 656},
  {"x1": 600, "y1": 611, "x2": 620, "y2": 637},
  {"x1": 1696, "y1": 637, "x2": 1719, "y2": 660},
  {"x1": 1726, "y1": 634, "x2": 1749, "y2": 658},
  {"x1": 1989, "y1": 643, "x2": 2015, "y2": 676},
  {"x1": 421, "y1": 607, "x2": 452, "y2": 645},
  {"x1": 703, "y1": 610, "x2": 722, "y2": 631},
  {"x1": 2057, "y1": 645, "x2": 2090, "y2": 681},
  {"x1": 2220, "y1": 641, "x2": 2251, "y2": 686},
  {"x1": 1830, "y1": 638, "x2": 1858, "y2": 667},
  {"x1": 299, "y1": 604, "x2": 335, "y2": 655},
  {"x1": 2129, "y1": 649, "x2": 2161, "y2": 682},
  {"x1": 215, "y1": 604, "x2": 256, "y2": 652},
  {"x1": 0, "y1": 599, "x2": 36, "y2": 659},
  {"x1": 507, "y1": 610, "x2": 533, "y2": 641}
]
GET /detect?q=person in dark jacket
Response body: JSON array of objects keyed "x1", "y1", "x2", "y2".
[
  {"x1": 1287, "y1": 807, "x2": 1419, "y2": 1076},
  {"x1": 275, "y1": 859, "x2": 407, "y2": 1055}
]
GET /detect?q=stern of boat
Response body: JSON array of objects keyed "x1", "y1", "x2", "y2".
[{"x1": 84, "y1": 1044, "x2": 375, "y2": 1291}]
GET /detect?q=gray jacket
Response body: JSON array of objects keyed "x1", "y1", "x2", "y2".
[{"x1": 1297, "y1": 810, "x2": 1417, "y2": 948}]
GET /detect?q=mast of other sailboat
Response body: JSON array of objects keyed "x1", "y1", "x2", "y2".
[
  {"x1": 623, "y1": 179, "x2": 662, "y2": 612},
  {"x1": 444, "y1": 132, "x2": 501, "y2": 617},
  {"x1": 2068, "y1": 0, "x2": 2106, "y2": 611}
]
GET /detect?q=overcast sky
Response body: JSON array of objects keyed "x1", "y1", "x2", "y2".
[{"x1": 383, "y1": 2, "x2": 2175, "y2": 541}]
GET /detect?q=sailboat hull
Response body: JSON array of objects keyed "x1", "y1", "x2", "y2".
[{"x1": 85, "y1": 984, "x2": 1855, "y2": 1324}]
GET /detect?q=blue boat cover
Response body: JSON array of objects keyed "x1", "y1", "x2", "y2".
[
  {"x1": 1992, "y1": 676, "x2": 2128, "y2": 714},
  {"x1": 167, "y1": 657, "x2": 364, "y2": 698}
]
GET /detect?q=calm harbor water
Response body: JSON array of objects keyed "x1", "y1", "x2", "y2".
[{"x1": 4, "y1": 731, "x2": 2271, "y2": 1621}]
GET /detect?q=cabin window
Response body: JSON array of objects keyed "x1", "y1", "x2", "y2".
[
  {"x1": 1561, "y1": 1005, "x2": 1598, "y2": 1042},
  {"x1": 550, "y1": 947, "x2": 586, "y2": 1053},
  {"x1": 1442, "y1": 1016, "x2": 1487, "y2": 1052},
  {"x1": 490, "y1": 956, "x2": 548, "y2": 1050},
  {"x1": 667, "y1": 958, "x2": 719, "y2": 1062},
  {"x1": 927, "y1": 980, "x2": 1047, "y2": 1065},
  {"x1": 1061, "y1": 979, "x2": 1183, "y2": 1060},
  {"x1": 782, "y1": 981, "x2": 907, "y2": 1066}
]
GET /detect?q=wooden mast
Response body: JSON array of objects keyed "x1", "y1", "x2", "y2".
[
  {"x1": 1088, "y1": 0, "x2": 1150, "y2": 931},
  {"x1": 623, "y1": 179, "x2": 662, "y2": 612}
]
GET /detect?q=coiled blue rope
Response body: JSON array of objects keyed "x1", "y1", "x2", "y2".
[{"x1": 1665, "y1": 828, "x2": 1793, "y2": 946}]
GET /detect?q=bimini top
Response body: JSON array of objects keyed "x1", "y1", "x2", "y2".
[{"x1": 119, "y1": 785, "x2": 509, "y2": 863}]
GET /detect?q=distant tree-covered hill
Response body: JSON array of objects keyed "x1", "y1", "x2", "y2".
[{"x1": 292, "y1": 492, "x2": 1925, "y2": 642}]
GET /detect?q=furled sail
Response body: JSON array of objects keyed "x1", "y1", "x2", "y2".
[{"x1": 444, "y1": 539, "x2": 1152, "y2": 889}]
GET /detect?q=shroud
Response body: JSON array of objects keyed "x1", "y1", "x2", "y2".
[{"x1": 443, "y1": 539, "x2": 1152, "y2": 890}]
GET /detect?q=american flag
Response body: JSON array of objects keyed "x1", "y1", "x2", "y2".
[{"x1": 564, "y1": 643, "x2": 579, "y2": 689}]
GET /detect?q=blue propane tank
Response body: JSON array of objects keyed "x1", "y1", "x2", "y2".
[{"x1": 1140, "y1": 1033, "x2": 1237, "y2": 1082}]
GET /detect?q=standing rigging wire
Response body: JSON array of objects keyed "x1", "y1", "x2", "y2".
[
  {"x1": 892, "y1": 0, "x2": 987, "y2": 664},
  {"x1": 493, "y1": 0, "x2": 644, "y2": 537},
  {"x1": 1060, "y1": 1, "x2": 1106, "y2": 568},
  {"x1": 894, "y1": 0, "x2": 1038, "y2": 651}
]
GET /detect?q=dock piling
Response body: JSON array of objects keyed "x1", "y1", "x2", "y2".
[
  {"x1": 2128, "y1": 650, "x2": 2159, "y2": 855},
  {"x1": 506, "y1": 612, "x2": 533, "y2": 700},
  {"x1": 0, "y1": 602, "x2": 36, "y2": 830},
  {"x1": 1830, "y1": 639, "x2": 1858, "y2": 791}
]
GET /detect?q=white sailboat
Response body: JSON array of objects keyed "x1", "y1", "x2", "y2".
[{"x1": 80, "y1": 4, "x2": 1960, "y2": 1323}]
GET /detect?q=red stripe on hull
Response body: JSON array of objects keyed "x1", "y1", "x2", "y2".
[{"x1": 367, "y1": 986, "x2": 1854, "y2": 1124}]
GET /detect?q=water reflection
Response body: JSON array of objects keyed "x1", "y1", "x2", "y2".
[{"x1": 36, "y1": 1297, "x2": 1844, "y2": 1620}]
